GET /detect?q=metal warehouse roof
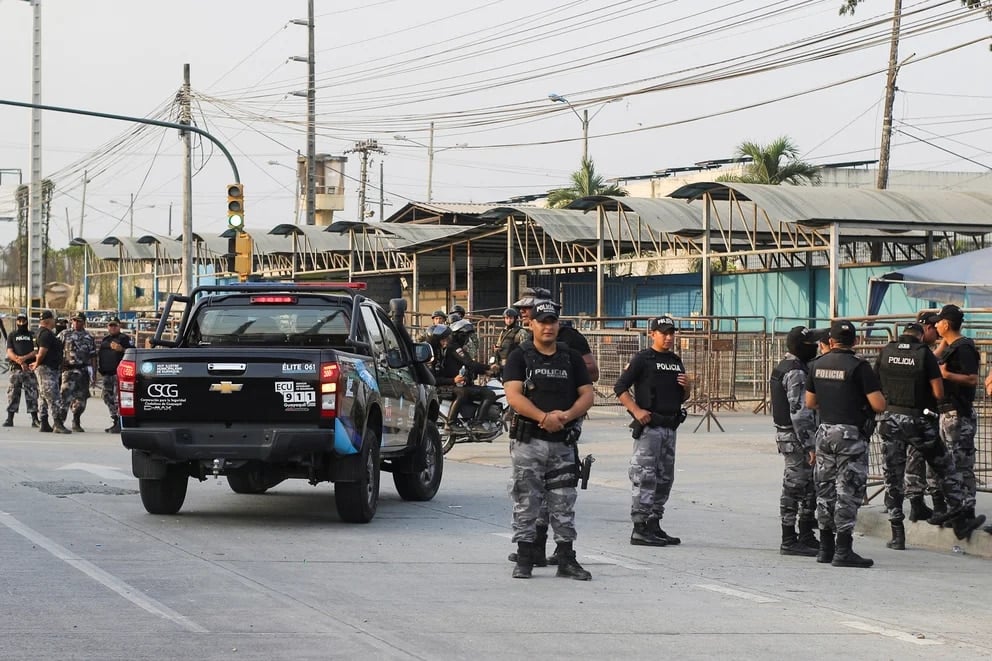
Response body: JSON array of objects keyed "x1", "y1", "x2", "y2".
[
  {"x1": 566, "y1": 195, "x2": 705, "y2": 233},
  {"x1": 668, "y1": 182, "x2": 992, "y2": 232},
  {"x1": 326, "y1": 220, "x2": 492, "y2": 251},
  {"x1": 269, "y1": 224, "x2": 351, "y2": 252},
  {"x1": 480, "y1": 206, "x2": 603, "y2": 242}
]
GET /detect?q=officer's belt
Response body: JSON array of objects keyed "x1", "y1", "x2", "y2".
[
  {"x1": 774, "y1": 424, "x2": 793, "y2": 432},
  {"x1": 529, "y1": 429, "x2": 568, "y2": 443},
  {"x1": 887, "y1": 405, "x2": 923, "y2": 416},
  {"x1": 64, "y1": 363, "x2": 87, "y2": 369}
]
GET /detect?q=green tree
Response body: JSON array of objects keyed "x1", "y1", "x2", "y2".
[
  {"x1": 716, "y1": 136, "x2": 822, "y2": 186},
  {"x1": 546, "y1": 157, "x2": 627, "y2": 208},
  {"x1": 840, "y1": 0, "x2": 990, "y2": 18}
]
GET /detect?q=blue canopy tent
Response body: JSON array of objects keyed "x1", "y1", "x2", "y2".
[{"x1": 867, "y1": 247, "x2": 992, "y2": 314}]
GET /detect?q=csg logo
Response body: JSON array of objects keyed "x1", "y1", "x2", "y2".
[{"x1": 147, "y1": 383, "x2": 179, "y2": 398}]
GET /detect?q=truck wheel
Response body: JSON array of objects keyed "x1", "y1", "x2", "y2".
[
  {"x1": 138, "y1": 464, "x2": 188, "y2": 515},
  {"x1": 393, "y1": 423, "x2": 443, "y2": 501},
  {"x1": 335, "y1": 429, "x2": 381, "y2": 523}
]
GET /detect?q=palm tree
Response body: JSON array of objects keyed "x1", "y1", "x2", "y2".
[
  {"x1": 717, "y1": 136, "x2": 822, "y2": 186},
  {"x1": 546, "y1": 157, "x2": 627, "y2": 208}
]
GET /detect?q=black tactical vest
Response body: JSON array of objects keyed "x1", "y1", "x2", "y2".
[
  {"x1": 630, "y1": 348, "x2": 686, "y2": 415},
  {"x1": 7, "y1": 327, "x2": 35, "y2": 369},
  {"x1": 810, "y1": 349, "x2": 868, "y2": 426},
  {"x1": 877, "y1": 339, "x2": 931, "y2": 410},
  {"x1": 770, "y1": 356, "x2": 806, "y2": 427},
  {"x1": 519, "y1": 340, "x2": 577, "y2": 415}
]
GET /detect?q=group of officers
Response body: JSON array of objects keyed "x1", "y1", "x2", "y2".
[
  {"x1": 771, "y1": 304, "x2": 989, "y2": 570},
  {"x1": 5, "y1": 311, "x2": 132, "y2": 434}
]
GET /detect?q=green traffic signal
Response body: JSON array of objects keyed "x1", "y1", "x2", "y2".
[{"x1": 227, "y1": 183, "x2": 245, "y2": 231}]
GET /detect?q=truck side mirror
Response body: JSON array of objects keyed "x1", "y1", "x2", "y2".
[
  {"x1": 413, "y1": 342, "x2": 433, "y2": 364},
  {"x1": 385, "y1": 348, "x2": 407, "y2": 369}
]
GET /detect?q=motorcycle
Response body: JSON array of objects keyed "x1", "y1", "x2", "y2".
[{"x1": 437, "y1": 377, "x2": 510, "y2": 454}]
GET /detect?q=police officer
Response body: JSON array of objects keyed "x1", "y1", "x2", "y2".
[
  {"x1": 429, "y1": 324, "x2": 492, "y2": 430},
  {"x1": 59, "y1": 311, "x2": 97, "y2": 432},
  {"x1": 503, "y1": 300, "x2": 594, "y2": 580},
  {"x1": 805, "y1": 320, "x2": 886, "y2": 568},
  {"x1": 431, "y1": 310, "x2": 446, "y2": 326},
  {"x1": 97, "y1": 317, "x2": 132, "y2": 433},
  {"x1": 510, "y1": 287, "x2": 551, "y2": 346},
  {"x1": 769, "y1": 326, "x2": 821, "y2": 557},
  {"x1": 874, "y1": 322, "x2": 986, "y2": 548},
  {"x1": 903, "y1": 311, "x2": 941, "y2": 522},
  {"x1": 31, "y1": 310, "x2": 68, "y2": 434},
  {"x1": 490, "y1": 308, "x2": 521, "y2": 377},
  {"x1": 4, "y1": 313, "x2": 40, "y2": 428},
  {"x1": 932, "y1": 303, "x2": 981, "y2": 527},
  {"x1": 614, "y1": 316, "x2": 692, "y2": 547},
  {"x1": 450, "y1": 317, "x2": 481, "y2": 362}
]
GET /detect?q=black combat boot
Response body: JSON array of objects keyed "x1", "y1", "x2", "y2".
[
  {"x1": 2, "y1": 412, "x2": 13, "y2": 427},
  {"x1": 39, "y1": 417, "x2": 53, "y2": 433},
  {"x1": 648, "y1": 516, "x2": 681, "y2": 545},
  {"x1": 781, "y1": 524, "x2": 818, "y2": 557},
  {"x1": 630, "y1": 521, "x2": 667, "y2": 547},
  {"x1": 512, "y1": 542, "x2": 534, "y2": 579},
  {"x1": 105, "y1": 416, "x2": 121, "y2": 434},
  {"x1": 30, "y1": 412, "x2": 39, "y2": 428},
  {"x1": 798, "y1": 518, "x2": 819, "y2": 550},
  {"x1": 508, "y1": 525, "x2": 549, "y2": 567},
  {"x1": 554, "y1": 542, "x2": 591, "y2": 581},
  {"x1": 547, "y1": 542, "x2": 562, "y2": 566},
  {"x1": 71, "y1": 413, "x2": 84, "y2": 433},
  {"x1": 952, "y1": 512, "x2": 987, "y2": 541},
  {"x1": 831, "y1": 531, "x2": 873, "y2": 568},
  {"x1": 927, "y1": 492, "x2": 947, "y2": 526},
  {"x1": 816, "y1": 529, "x2": 835, "y2": 564},
  {"x1": 908, "y1": 496, "x2": 932, "y2": 523},
  {"x1": 52, "y1": 418, "x2": 71, "y2": 434},
  {"x1": 886, "y1": 521, "x2": 905, "y2": 550}
]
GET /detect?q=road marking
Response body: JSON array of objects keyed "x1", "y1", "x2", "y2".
[
  {"x1": 694, "y1": 583, "x2": 779, "y2": 603},
  {"x1": 0, "y1": 510, "x2": 208, "y2": 633},
  {"x1": 57, "y1": 463, "x2": 134, "y2": 482},
  {"x1": 840, "y1": 621, "x2": 941, "y2": 646}
]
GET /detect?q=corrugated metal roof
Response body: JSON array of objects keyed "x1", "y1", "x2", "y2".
[
  {"x1": 326, "y1": 220, "x2": 487, "y2": 251},
  {"x1": 567, "y1": 195, "x2": 705, "y2": 233},
  {"x1": 667, "y1": 182, "x2": 992, "y2": 231},
  {"x1": 269, "y1": 224, "x2": 351, "y2": 252},
  {"x1": 480, "y1": 206, "x2": 600, "y2": 242}
]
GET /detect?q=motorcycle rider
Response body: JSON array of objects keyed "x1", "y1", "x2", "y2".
[
  {"x1": 451, "y1": 317, "x2": 482, "y2": 362},
  {"x1": 430, "y1": 324, "x2": 495, "y2": 431},
  {"x1": 491, "y1": 308, "x2": 522, "y2": 377}
]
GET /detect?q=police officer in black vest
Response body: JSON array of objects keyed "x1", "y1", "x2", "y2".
[
  {"x1": 615, "y1": 316, "x2": 692, "y2": 547},
  {"x1": 805, "y1": 320, "x2": 886, "y2": 568},
  {"x1": 769, "y1": 326, "x2": 823, "y2": 557},
  {"x1": 874, "y1": 322, "x2": 986, "y2": 547},
  {"x1": 5, "y1": 313, "x2": 40, "y2": 427},
  {"x1": 504, "y1": 300, "x2": 594, "y2": 580}
]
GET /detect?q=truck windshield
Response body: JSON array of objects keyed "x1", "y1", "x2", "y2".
[{"x1": 191, "y1": 306, "x2": 351, "y2": 346}]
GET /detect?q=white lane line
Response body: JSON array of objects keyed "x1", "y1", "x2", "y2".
[
  {"x1": 694, "y1": 583, "x2": 779, "y2": 603},
  {"x1": 57, "y1": 463, "x2": 135, "y2": 482},
  {"x1": 840, "y1": 621, "x2": 941, "y2": 646},
  {"x1": 0, "y1": 510, "x2": 207, "y2": 633}
]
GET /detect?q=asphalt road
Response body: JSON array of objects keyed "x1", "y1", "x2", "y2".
[{"x1": 1, "y1": 406, "x2": 990, "y2": 660}]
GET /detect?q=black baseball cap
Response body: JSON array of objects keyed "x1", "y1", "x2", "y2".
[
  {"x1": 650, "y1": 316, "x2": 676, "y2": 332},
  {"x1": 71, "y1": 311, "x2": 86, "y2": 321},
  {"x1": 829, "y1": 319, "x2": 856, "y2": 345},
  {"x1": 809, "y1": 328, "x2": 830, "y2": 343},
  {"x1": 917, "y1": 311, "x2": 939, "y2": 326},
  {"x1": 108, "y1": 317, "x2": 121, "y2": 325},
  {"x1": 15, "y1": 313, "x2": 27, "y2": 321},
  {"x1": 786, "y1": 325, "x2": 818, "y2": 346},
  {"x1": 937, "y1": 304, "x2": 964, "y2": 325},
  {"x1": 532, "y1": 300, "x2": 560, "y2": 322},
  {"x1": 39, "y1": 310, "x2": 54, "y2": 321}
]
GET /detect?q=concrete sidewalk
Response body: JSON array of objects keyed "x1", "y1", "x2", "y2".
[{"x1": 448, "y1": 407, "x2": 992, "y2": 559}]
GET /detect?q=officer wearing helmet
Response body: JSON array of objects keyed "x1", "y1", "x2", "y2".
[
  {"x1": 511, "y1": 287, "x2": 551, "y2": 346},
  {"x1": 451, "y1": 316, "x2": 481, "y2": 362},
  {"x1": 431, "y1": 310, "x2": 447, "y2": 325},
  {"x1": 429, "y1": 323, "x2": 493, "y2": 430},
  {"x1": 769, "y1": 326, "x2": 823, "y2": 557},
  {"x1": 491, "y1": 308, "x2": 521, "y2": 376}
]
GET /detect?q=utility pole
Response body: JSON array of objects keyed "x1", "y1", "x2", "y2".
[
  {"x1": 168, "y1": 201, "x2": 173, "y2": 236},
  {"x1": 346, "y1": 139, "x2": 384, "y2": 221},
  {"x1": 291, "y1": 2, "x2": 317, "y2": 225},
  {"x1": 876, "y1": 0, "x2": 903, "y2": 190},
  {"x1": 128, "y1": 192, "x2": 135, "y2": 237},
  {"x1": 426, "y1": 121, "x2": 435, "y2": 203},
  {"x1": 379, "y1": 160, "x2": 384, "y2": 221},
  {"x1": 78, "y1": 169, "x2": 89, "y2": 237},
  {"x1": 27, "y1": 0, "x2": 43, "y2": 313},
  {"x1": 180, "y1": 63, "x2": 194, "y2": 295}
]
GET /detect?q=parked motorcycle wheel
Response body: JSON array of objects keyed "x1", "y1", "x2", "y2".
[{"x1": 440, "y1": 421, "x2": 457, "y2": 455}]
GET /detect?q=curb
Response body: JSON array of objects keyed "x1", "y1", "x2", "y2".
[{"x1": 856, "y1": 505, "x2": 992, "y2": 559}]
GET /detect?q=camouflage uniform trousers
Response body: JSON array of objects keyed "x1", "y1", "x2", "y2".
[
  {"x1": 60, "y1": 368, "x2": 91, "y2": 418},
  {"x1": 878, "y1": 411, "x2": 965, "y2": 522},
  {"x1": 629, "y1": 424, "x2": 677, "y2": 523},
  {"x1": 903, "y1": 444, "x2": 932, "y2": 499},
  {"x1": 35, "y1": 366, "x2": 64, "y2": 423},
  {"x1": 937, "y1": 410, "x2": 978, "y2": 509},
  {"x1": 6, "y1": 368, "x2": 38, "y2": 415},
  {"x1": 101, "y1": 374, "x2": 119, "y2": 418},
  {"x1": 510, "y1": 437, "x2": 579, "y2": 544},
  {"x1": 775, "y1": 429, "x2": 816, "y2": 527},
  {"x1": 531, "y1": 419, "x2": 584, "y2": 528},
  {"x1": 814, "y1": 423, "x2": 869, "y2": 535}
]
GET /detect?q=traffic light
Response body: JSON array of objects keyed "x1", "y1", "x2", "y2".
[{"x1": 227, "y1": 183, "x2": 245, "y2": 231}]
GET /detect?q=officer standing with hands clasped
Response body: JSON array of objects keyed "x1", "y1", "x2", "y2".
[
  {"x1": 5, "y1": 313, "x2": 40, "y2": 428},
  {"x1": 59, "y1": 312, "x2": 97, "y2": 432},
  {"x1": 614, "y1": 316, "x2": 691, "y2": 547},
  {"x1": 805, "y1": 320, "x2": 886, "y2": 568},
  {"x1": 503, "y1": 300, "x2": 594, "y2": 580},
  {"x1": 97, "y1": 317, "x2": 132, "y2": 434},
  {"x1": 31, "y1": 310, "x2": 68, "y2": 434},
  {"x1": 769, "y1": 326, "x2": 823, "y2": 557},
  {"x1": 874, "y1": 322, "x2": 986, "y2": 549}
]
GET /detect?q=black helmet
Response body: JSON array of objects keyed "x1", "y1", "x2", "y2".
[
  {"x1": 430, "y1": 324, "x2": 452, "y2": 341},
  {"x1": 503, "y1": 308, "x2": 519, "y2": 318},
  {"x1": 451, "y1": 305, "x2": 466, "y2": 316},
  {"x1": 431, "y1": 309, "x2": 446, "y2": 319},
  {"x1": 447, "y1": 312, "x2": 463, "y2": 324},
  {"x1": 450, "y1": 318, "x2": 474, "y2": 335}
]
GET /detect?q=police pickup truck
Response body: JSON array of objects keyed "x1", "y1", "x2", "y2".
[{"x1": 117, "y1": 283, "x2": 442, "y2": 523}]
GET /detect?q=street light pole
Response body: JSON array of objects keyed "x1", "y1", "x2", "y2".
[
  {"x1": 394, "y1": 124, "x2": 467, "y2": 204},
  {"x1": 548, "y1": 94, "x2": 621, "y2": 162},
  {"x1": 267, "y1": 159, "x2": 301, "y2": 224}
]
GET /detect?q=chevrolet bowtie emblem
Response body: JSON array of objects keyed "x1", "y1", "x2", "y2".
[{"x1": 209, "y1": 381, "x2": 243, "y2": 394}]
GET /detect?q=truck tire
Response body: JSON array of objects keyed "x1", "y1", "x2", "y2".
[
  {"x1": 335, "y1": 429, "x2": 381, "y2": 523},
  {"x1": 394, "y1": 423, "x2": 443, "y2": 501},
  {"x1": 138, "y1": 464, "x2": 189, "y2": 515}
]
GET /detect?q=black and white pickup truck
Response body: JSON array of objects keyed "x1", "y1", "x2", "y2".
[{"x1": 117, "y1": 283, "x2": 442, "y2": 523}]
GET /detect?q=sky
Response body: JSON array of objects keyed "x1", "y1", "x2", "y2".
[{"x1": 0, "y1": 0, "x2": 990, "y2": 249}]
